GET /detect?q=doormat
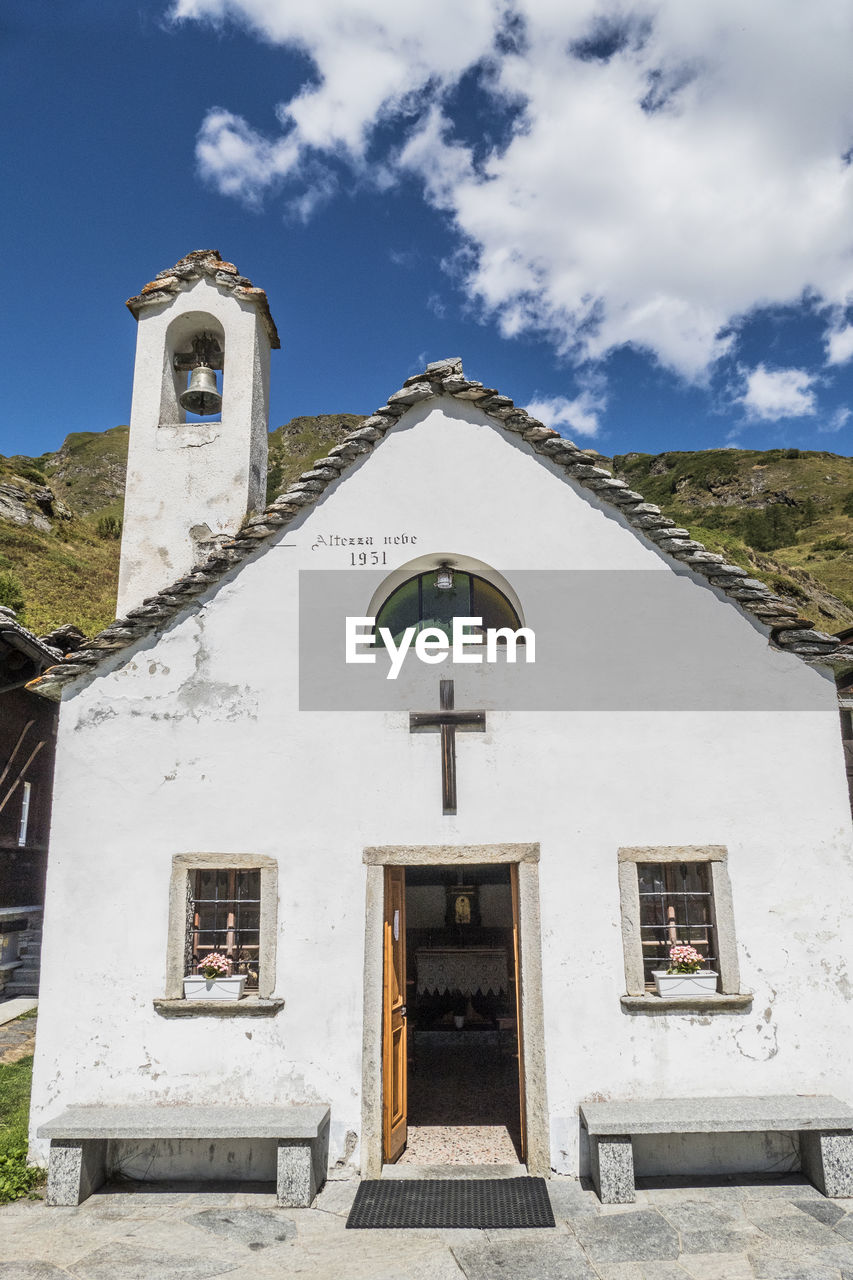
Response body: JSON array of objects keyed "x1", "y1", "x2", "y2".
[{"x1": 346, "y1": 1177, "x2": 555, "y2": 1229}]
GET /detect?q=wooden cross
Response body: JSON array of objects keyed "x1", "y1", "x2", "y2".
[{"x1": 409, "y1": 679, "x2": 486, "y2": 815}]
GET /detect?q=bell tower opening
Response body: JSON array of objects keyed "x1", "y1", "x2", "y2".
[
  {"x1": 176, "y1": 332, "x2": 223, "y2": 419},
  {"x1": 160, "y1": 312, "x2": 225, "y2": 426}
]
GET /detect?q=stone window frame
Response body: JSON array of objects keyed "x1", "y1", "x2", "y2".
[
  {"x1": 155, "y1": 853, "x2": 282, "y2": 1018},
  {"x1": 618, "y1": 846, "x2": 750, "y2": 1012}
]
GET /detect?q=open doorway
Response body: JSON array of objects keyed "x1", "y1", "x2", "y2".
[{"x1": 382, "y1": 863, "x2": 525, "y2": 1166}]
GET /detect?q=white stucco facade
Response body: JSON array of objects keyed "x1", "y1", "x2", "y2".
[{"x1": 30, "y1": 397, "x2": 853, "y2": 1179}]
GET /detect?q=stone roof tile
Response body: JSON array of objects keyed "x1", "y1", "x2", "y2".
[
  {"x1": 0, "y1": 607, "x2": 63, "y2": 668},
  {"x1": 126, "y1": 250, "x2": 280, "y2": 348}
]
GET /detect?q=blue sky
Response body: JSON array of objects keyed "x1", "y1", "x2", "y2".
[{"x1": 3, "y1": 0, "x2": 853, "y2": 460}]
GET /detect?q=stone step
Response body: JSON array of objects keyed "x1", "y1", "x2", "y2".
[
  {"x1": 4, "y1": 982, "x2": 39, "y2": 997},
  {"x1": 6, "y1": 914, "x2": 43, "y2": 999}
]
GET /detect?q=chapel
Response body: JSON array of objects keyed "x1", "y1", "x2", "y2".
[{"x1": 25, "y1": 251, "x2": 853, "y2": 1198}]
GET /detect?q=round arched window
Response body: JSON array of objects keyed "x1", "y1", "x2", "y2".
[{"x1": 375, "y1": 568, "x2": 522, "y2": 644}]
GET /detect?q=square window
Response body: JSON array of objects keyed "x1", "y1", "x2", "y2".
[
  {"x1": 164, "y1": 855, "x2": 277, "y2": 1001},
  {"x1": 637, "y1": 861, "x2": 717, "y2": 990},
  {"x1": 189, "y1": 868, "x2": 262, "y2": 991},
  {"x1": 618, "y1": 846, "x2": 740, "y2": 999}
]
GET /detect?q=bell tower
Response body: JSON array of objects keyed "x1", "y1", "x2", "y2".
[{"x1": 116, "y1": 250, "x2": 280, "y2": 616}]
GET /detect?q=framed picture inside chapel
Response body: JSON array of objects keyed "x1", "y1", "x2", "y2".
[{"x1": 445, "y1": 883, "x2": 481, "y2": 928}]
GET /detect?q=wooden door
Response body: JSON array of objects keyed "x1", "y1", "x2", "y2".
[
  {"x1": 510, "y1": 863, "x2": 527, "y2": 1162},
  {"x1": 382, "y1": 866, "x2": 407, "y2": 1162}
]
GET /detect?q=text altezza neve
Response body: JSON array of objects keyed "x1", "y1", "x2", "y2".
[{"x1": 345, "y1": 616, "x2": 536, "y2": 680}]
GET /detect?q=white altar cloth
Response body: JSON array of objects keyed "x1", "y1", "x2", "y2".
[{"x1": 415, "y1": 947, "x2": 509, "y2": 996}]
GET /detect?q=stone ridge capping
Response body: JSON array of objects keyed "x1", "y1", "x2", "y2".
[
  {"x1": 27, "y1": 356, "x2": 846, "y2": 700},
  {"x1": 125, "y1": 249, "x2": 281, "y2": 349}
]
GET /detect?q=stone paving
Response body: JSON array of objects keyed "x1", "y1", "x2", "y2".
[
  {"x1": 2, "y1": 1172, "x2": 853, "y2": 1278},
  {"x1": 0, "y1": 1009, "x2": 36, "y2": 1065}
]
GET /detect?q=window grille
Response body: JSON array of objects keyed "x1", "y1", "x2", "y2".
[
  {"x1": 189, "y1": 869, "x2": 261, "y2": 990},
  {"x1": 637, "y1": 862, "x2": 717, "y2": 989}
]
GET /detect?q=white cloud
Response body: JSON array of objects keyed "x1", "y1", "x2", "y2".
[
  {"x1": 285, "y1": 168, "x2": 338, "y2": 223},
  {"x1": 172, "y1": 0, "x2": 853, "y2": 381},
  {"x1": 195, "y1": 109, "x2": 300, "y2": 204},
  {"x1": 389, "y1": 249, "x2": 419, "y2": 269},
  {"x1": 526, "y1": 389, "x2": 604, "y2": 438},
  {"x1": 738, "y1": 365, "x2": 818, "y2": 421},
  {"x1": 826, "y1": 324, "x2": 853, "y2": 366},
  {"x1": 819, "y1": 405, "x2": 852, "y2": 433}
]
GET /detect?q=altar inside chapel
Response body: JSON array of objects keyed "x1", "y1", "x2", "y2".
[{"x1": 415, "y1": 947, "x2": 509, "y2": 999}]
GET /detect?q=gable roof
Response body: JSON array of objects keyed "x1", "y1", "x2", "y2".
[
  {"x1": 1, "y1": 607, "x2": 63, "y2": 694},
  {"x1": 126, "y1": 250, "x2": 281, "y2": 349},
  {"x1": 27, "y1": 356, "x2": 847, "y2": 701}
]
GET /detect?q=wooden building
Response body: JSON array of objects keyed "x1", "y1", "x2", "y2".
[{"x1": 0, "y1": 608, "x2": 83, "y2": 997}]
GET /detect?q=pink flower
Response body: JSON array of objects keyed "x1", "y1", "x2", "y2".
[
  {"x1": 667, "y1": 943, "x2": 704, "y2": 974},
  {"x1": 198, "y1": 952, "x2": 231, "y2": 978}
]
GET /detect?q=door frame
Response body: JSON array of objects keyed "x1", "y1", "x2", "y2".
[{"x1": 360, "y1": 842, "x2": 549, "y2": 1179}]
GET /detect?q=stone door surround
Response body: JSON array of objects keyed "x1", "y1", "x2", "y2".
[{"x1": 360, "y1": 842, "x2": 549, "y2": 1179}]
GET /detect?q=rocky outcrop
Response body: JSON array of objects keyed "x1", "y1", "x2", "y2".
[
  {"x1": 0, "y1": 481, "x2": 73, "y2": 533},
  {"x1": 0, "y1": 484, "x2": 51, "y2": 532}
]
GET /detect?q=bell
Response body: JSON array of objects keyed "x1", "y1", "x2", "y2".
[{"x1": 180, "y1": 365, "x2": 222, "y2": 416}]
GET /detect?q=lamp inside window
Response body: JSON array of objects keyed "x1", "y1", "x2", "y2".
[{"x1": 375, "y1": 569, "x2": 522, "y2": 645}]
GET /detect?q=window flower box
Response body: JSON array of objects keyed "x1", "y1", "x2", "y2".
[
  {"x1": 184, "y1": 951, "x2": 246, "y2": 1002},
  {"x1": 652, "y1": 970, "x2": 718, "y2": 998},
  {"x1": 183, "y1": 974, "x2": 247, "y2": 1002}
]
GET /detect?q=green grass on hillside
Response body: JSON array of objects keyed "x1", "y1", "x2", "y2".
[
  {"x1": 0, "y1": 416, "x2": 364, "y2": 637},
  {"x1": 267, "y1": 414, "x2": 364, "y2": 502},
  {"x1": 0, "y1": 522, "x2": 121, "y2": 637},
  {"x1": 0, "y1": 1051, "x2": 44, "y2": 1205},
  {"x1": 613, "y1": 449, "x2": 853, "y2": 624},
  {"x1": 44, "y1": 426, "x2": 130, "y2": 516}
]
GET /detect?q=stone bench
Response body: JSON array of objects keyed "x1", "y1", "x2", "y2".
[
  {"x1": 579, "y1": 1095, "x2": 853, "y2": 1204},
  {"x1": 37, "y1": 1104, "x2": 330, "y2": 1208}
]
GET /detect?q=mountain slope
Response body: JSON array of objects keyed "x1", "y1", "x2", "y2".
[
  {"x1": 2, "y1": 427, "x2": 853, "y2": 637},
  {"x1": 613, "y1": 449, "x2": 853, "y2": 627},
  {"x1": 0, "y1": 428, "x2": 130, "y2": 636},
  {"x1": 0, "y1": 416, "x2": 362, "y2": 635}
]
